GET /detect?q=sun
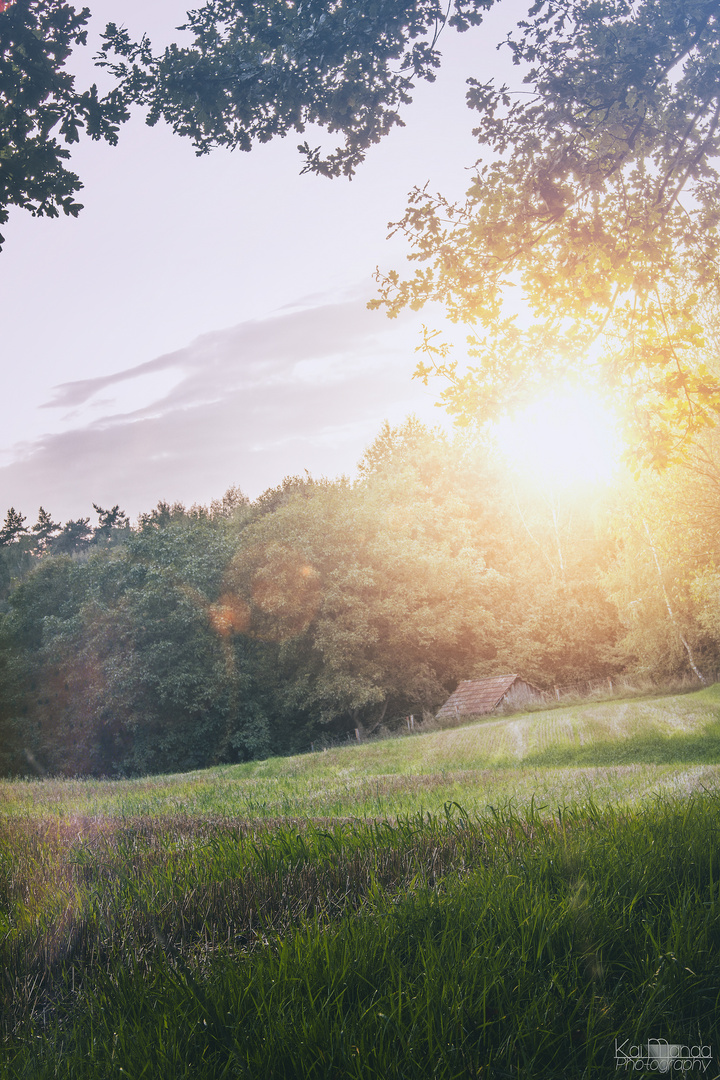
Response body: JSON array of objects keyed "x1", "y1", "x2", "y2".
[{"x1": 494, "y1": 387, "x2": 620, "y2": 486}]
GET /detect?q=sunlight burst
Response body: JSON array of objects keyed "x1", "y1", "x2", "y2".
[{"x1": 494, "y1": 388, "x2": 620, "y2": 486}]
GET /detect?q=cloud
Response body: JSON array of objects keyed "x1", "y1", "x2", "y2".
[
  {"x1": 0, "y1": 293, "x2": 444, "y2": 521},
  {"x1": 43, "y1": 290, "x2": 416, "y2": 419}
]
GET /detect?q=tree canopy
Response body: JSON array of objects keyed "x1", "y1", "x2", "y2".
[
  {"x1": 108, "y1": 0, "x2": 720, "y2": 457},
  {"x1": 0, "y1": 0, "x2": 128, "y2": 250},
  {"x1": 0, "y1": 0, "x2": 484, "y2": 249},
  {"x1": 0, "y1": 424, "x2": 629, "y2": 777},
  {"x1": 96, "y1": 0, "x2": 488, "y2": 178},
  {"x1": 5, "y1": 419, "x2": 720, "y2": 779},
  {"x1": 4, "y1": 0, "x2": 720, "y2": 453},
  {"x1": 370, "y1": 0, "x2": 720, "y2": 463}
]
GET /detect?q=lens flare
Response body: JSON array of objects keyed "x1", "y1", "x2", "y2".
[{"x1": 208, "y1": 594, "x2": 251, "y2": 636}]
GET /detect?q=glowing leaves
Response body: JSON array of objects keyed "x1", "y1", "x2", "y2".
[
  {"x1": 216, "y1": 451, "x2": 505, "y2": 727},
  {"x1": 207, "y1": 593, "x2": 251, "y2": 637},
  {"x1": 604, "y1": 291, "x2": 720, "y2": 465},
  {"x1": 373, "y1": 0, "x2": 720, "y2": 464}
]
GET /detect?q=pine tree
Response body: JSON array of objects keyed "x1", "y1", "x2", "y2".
[
  {"x1": 31, "y1": 507, "x2": 61, "y2": 552},
  {"x1": 0, "y1": 507, "x2": 26, "y2": 546}
]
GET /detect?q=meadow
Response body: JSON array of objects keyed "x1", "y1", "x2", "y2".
[{"x1": 3, "y1": 687, "x2": 720, "y2": 1077}]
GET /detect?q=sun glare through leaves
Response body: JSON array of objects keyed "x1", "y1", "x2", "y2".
[{"x1": 495, "y1": 388, "x2": 620, "y2": 487}]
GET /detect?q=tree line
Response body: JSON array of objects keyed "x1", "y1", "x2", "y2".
[{"x1": 2, "y1": 418, "x2": 719, "y2": 778}]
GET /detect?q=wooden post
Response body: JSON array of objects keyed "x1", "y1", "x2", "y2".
[
  {"x1": 555, "y1": 687, "x2": 560, "y2": 701},
  {"x1": 355, "y1": 728, "x2": 361, "y2": 742},
  {"x1": 607, "y1": 677, "x2": 613, "y2": 693},
  {"x1": 410, "y1": 714, "x2": 414, "y2": 730}
]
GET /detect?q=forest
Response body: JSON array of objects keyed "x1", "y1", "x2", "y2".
[
  {"x1": 1, "y1": 416, "x2": 719, "y2": 778},
  {"x1": 5, "y1": 0, "x2": 720, "y2": 782}
]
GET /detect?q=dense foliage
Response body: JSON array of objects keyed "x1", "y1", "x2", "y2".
[
  {"x1": 4, "y1": 418, "x2": 720, "y2": 779},
  {"x1": 371, "y1": 0, "x2": 720, "y2": 461},
  {"x1": 97, "y1": 0, "x2": 488, "y2": 178},
  {"x1": 0, "y1": 0, "x2": 129, "y2": 251},
  {"x1": 603, "y1": 425, "x2": 720, "y2": 682},
  {"x1": 0, "y1": 422, "x2": 631, "y2": 777}
]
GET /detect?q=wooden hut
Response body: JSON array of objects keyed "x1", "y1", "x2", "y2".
[{"x1": 436, "y1": 674, "x2": 544, "y2": 719}]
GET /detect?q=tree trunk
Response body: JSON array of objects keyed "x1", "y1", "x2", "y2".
[{"x1": 644, "y1": 519, "x2": 705, "y2": 683}]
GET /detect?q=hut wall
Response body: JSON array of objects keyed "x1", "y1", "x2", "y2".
[{"x1": 502, "y1": 679, "x2": 543, "y2": 708}]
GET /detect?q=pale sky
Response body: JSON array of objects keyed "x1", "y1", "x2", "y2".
[{"x1": 0, "y1": 0, "x2": 525, "y2": 523}]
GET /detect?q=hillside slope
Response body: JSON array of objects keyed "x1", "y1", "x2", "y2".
[{"x1": 4, "y1": 686, "x2": 720, "y2": 819}]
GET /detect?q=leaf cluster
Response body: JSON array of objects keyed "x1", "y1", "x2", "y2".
[
  {"x1": 372, "y1": 0, "x2": 720, "y2": 461},
  {"x1": 96, "y1": 0, "x2": 489, "y2": 177},
  {"x1": 0, "y1": 0, "x2": 129, "y2": 248}
]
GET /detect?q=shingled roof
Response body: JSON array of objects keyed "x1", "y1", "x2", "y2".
[{"x1": 436, "y1": 675, "x2": 537, "y2": 718}]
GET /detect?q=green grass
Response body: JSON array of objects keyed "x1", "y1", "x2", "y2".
[
  {"x1": 2, "y1": 687, "x2": 720, "y2": 1077},
  {"x1": 4, "y1": 685, "x2": 720, "y2": 819}
]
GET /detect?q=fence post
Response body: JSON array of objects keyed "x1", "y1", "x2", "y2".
[
  {"x1": 555, "y1": 687, "x2": 560, "y2": 701},
  {"x1": 355, "y1": 728, "x2": 361, "y2": 742}
]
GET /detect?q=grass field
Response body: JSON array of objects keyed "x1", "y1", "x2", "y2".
[{"x1": 3, "y1": 688, "x2": 720, "y2": 1077}]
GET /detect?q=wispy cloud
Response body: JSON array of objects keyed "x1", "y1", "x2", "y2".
[{"x1": 0, "y1": 293, "x2": 444, "y2": 521}]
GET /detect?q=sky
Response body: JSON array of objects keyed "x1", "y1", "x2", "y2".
[{"x1": 0, "y1": 0, "x2": 526, "y2": 524}]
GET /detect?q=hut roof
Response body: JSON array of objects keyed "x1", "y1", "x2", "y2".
[{"x1": 436, "y1": 674, "x2": 536, "y2": 718}]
